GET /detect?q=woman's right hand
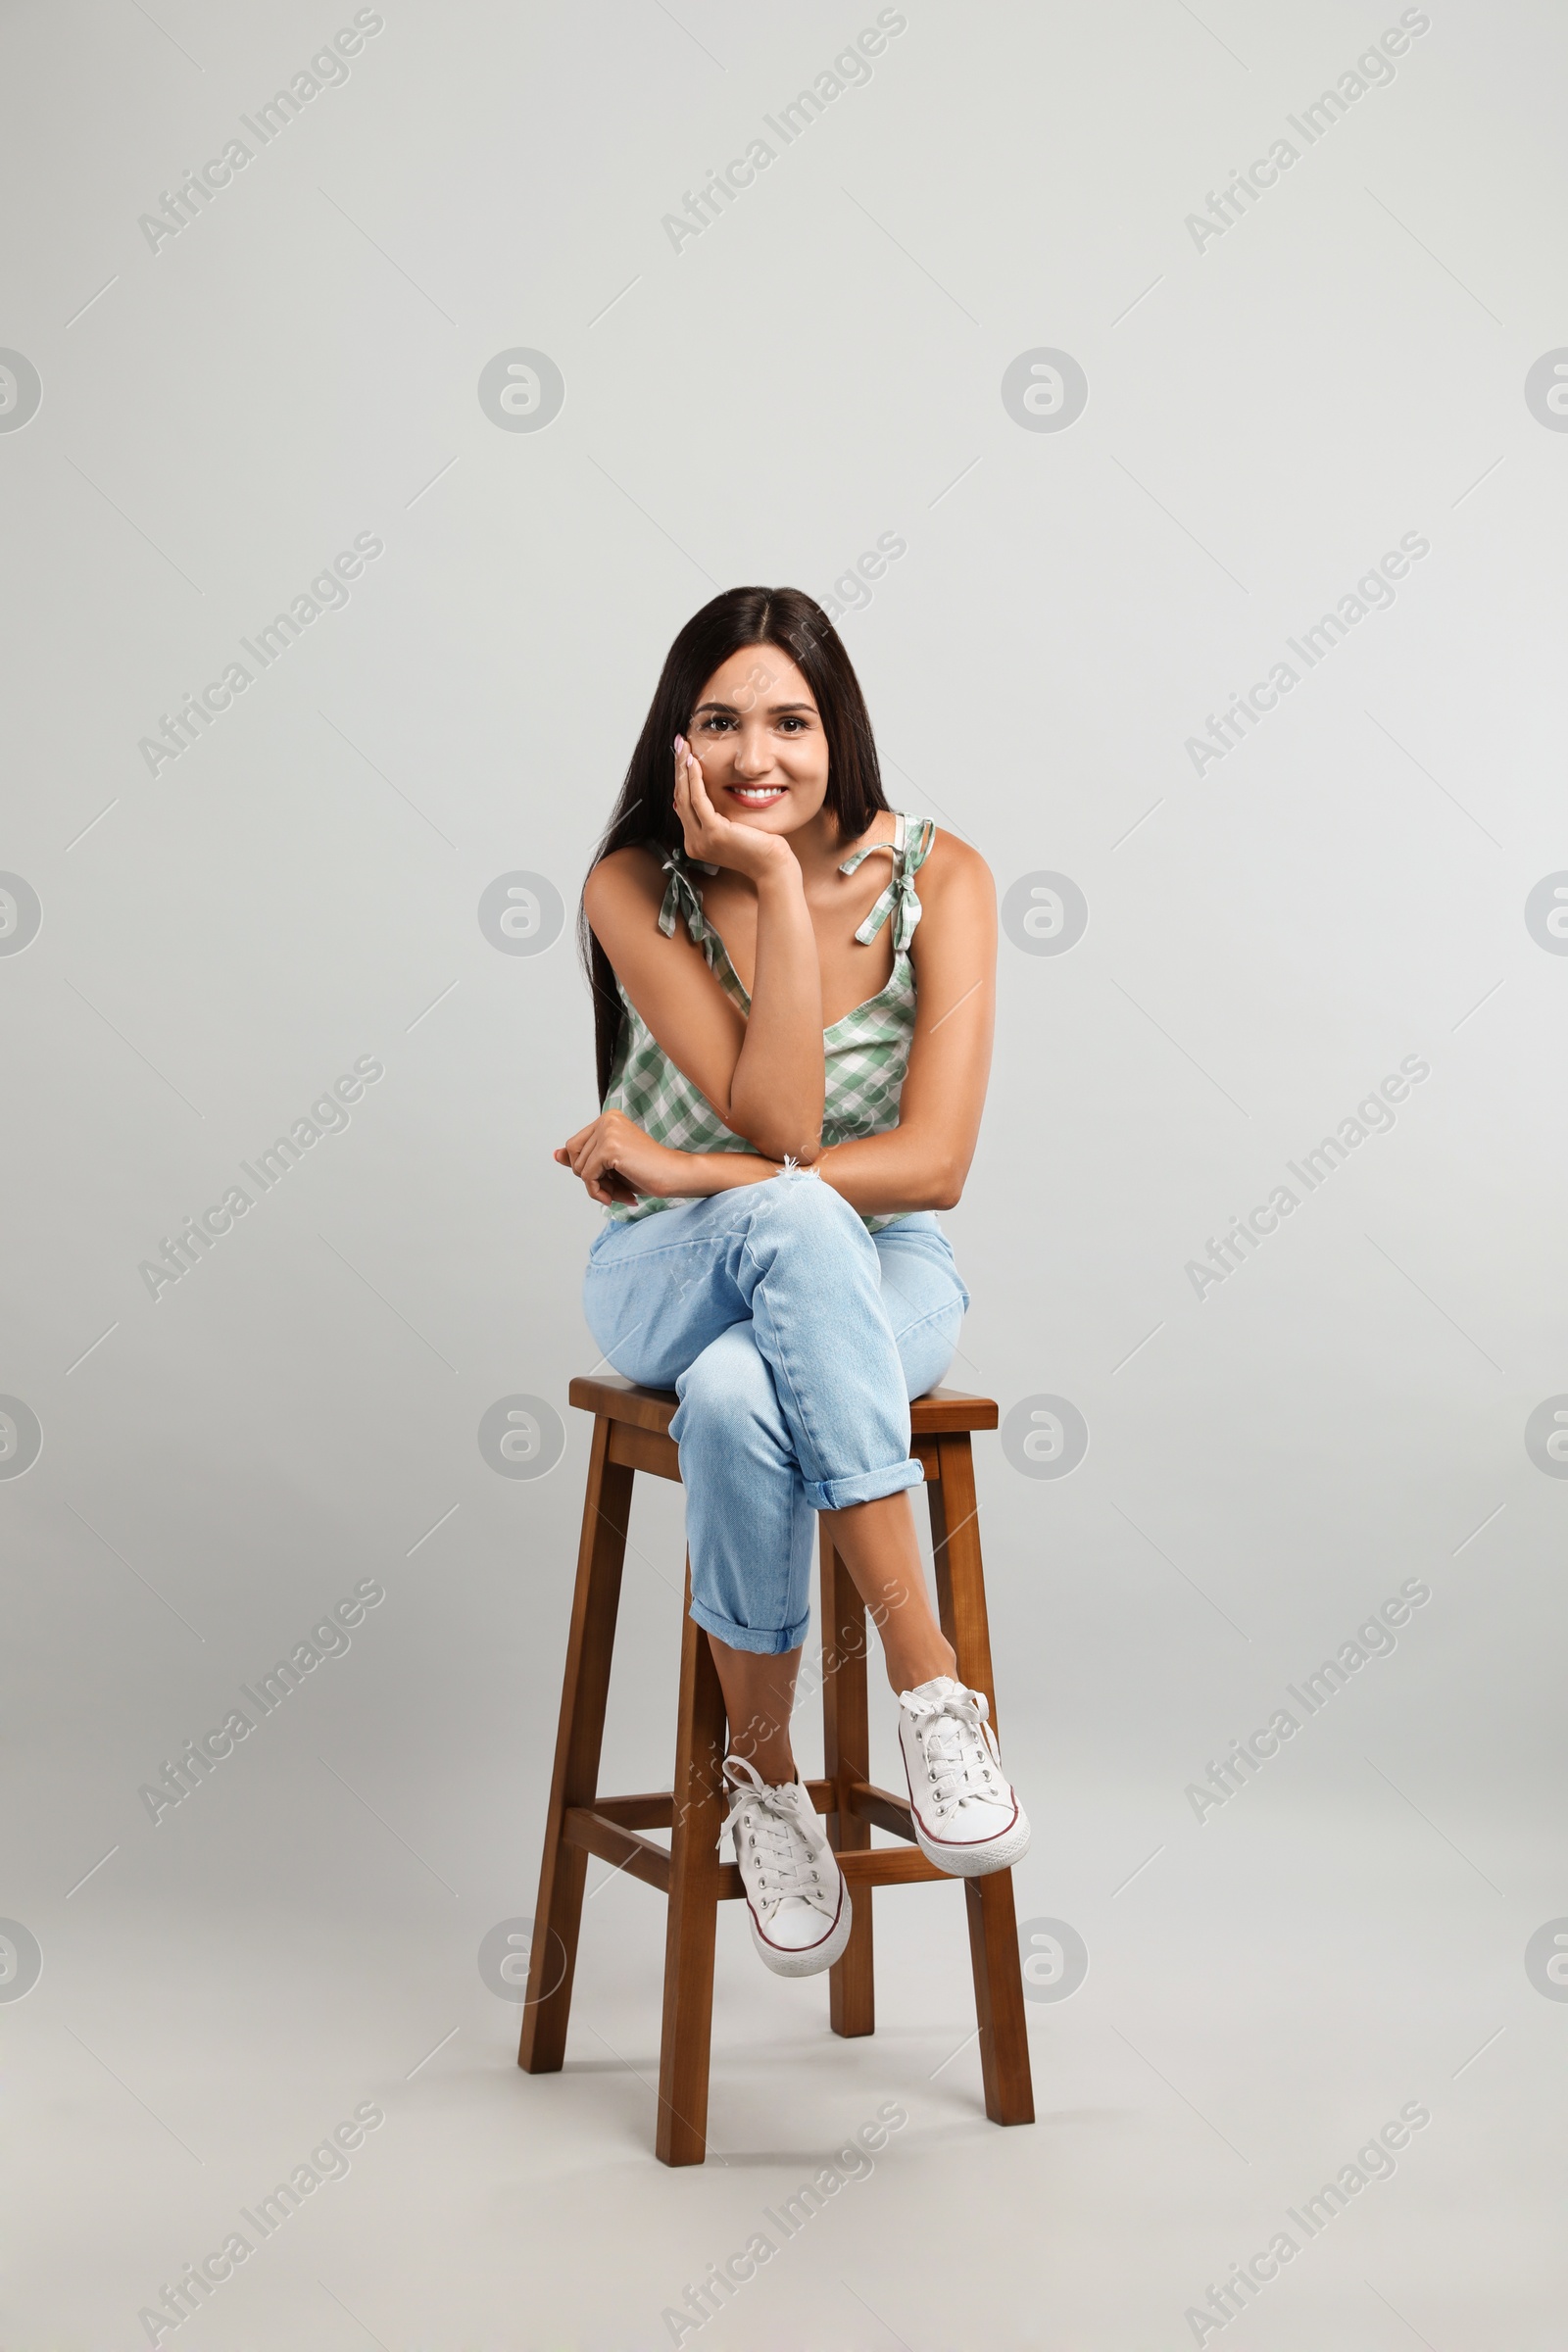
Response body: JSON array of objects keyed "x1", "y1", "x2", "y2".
[{"x1": 672, "y1": 735, "x2": 793, "y2": 883}]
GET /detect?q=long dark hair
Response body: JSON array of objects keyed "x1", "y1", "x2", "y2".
[{"x1": 580, "y1": 586, "x2": 891, "y2": 1102}]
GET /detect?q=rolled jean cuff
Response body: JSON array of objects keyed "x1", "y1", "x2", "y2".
[
  {"x1": 688, "y1": 1596, "x2": 812, "y2": 1658},
  {"x1": 805, "y1": 1458, "x2": 924, "y2": 1512}
]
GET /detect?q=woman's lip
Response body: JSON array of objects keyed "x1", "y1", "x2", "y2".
[{"x1": 726, "y1": 784, "x2": 787, "y2": 800}]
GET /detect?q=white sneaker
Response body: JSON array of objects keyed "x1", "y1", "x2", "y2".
[
  {"x1": 898, "y1": 1676, "x2": 1030, "y2": 1878},
  {"x1": 717, "y1": 1756, "x2": 852, "y2": 1978}
]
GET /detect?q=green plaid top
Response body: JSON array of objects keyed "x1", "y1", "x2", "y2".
[{"x1": 601, "y1": 811, "x2": 936, "y2": 1231}]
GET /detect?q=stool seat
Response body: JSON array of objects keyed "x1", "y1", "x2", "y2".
[
  {"x1": 568, "y1": 1373, "x2": 998, "y2": 1491},
  {"x1": 518, "y1": 1374, "x2": 1033, "y2": 2164}
]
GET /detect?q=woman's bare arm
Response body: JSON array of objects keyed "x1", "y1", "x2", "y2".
[
  {"x1": 582, "y1": 744, "x2": 825, "y2": 1161},
  {"x1": 812, "y1": 833, "x2": 996, "y2": 1214}
]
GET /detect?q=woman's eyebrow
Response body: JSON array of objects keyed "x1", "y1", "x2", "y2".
[{"x1": 692, "y1": 697, "x2": 817, "y2": 715}]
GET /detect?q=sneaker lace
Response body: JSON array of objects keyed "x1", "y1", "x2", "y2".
[
  {"x1": 903, "y1": 1686, "x2": 1008, "y2": 1821},
  {"x1": 717, "y1": 1757, "x2": 835, "y2": 1914}
]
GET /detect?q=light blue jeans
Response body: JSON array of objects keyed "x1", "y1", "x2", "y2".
[{"x1": 581, "y1": 1170, "x2": 969, "y2": 1655}]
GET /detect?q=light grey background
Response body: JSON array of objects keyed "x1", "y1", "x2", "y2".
[{"x1": 4, "y1": 1, "x2": 1566, "y2": 2345}]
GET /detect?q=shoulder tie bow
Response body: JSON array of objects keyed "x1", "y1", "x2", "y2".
[
  {"x1": 839, "y1": 825, "x2": 923, "y2": 954},
  {"x1": 657, "y1": 847, "x2": 718, "y2": 943}
]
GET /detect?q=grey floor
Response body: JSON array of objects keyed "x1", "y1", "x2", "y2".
[{"x1": 11, "y1": 1491, "x2": 1560, "y2": 2349}]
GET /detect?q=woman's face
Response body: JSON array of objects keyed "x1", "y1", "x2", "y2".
[{"x1": 685, "y1": 643, "x2": 829, "y2": 834}]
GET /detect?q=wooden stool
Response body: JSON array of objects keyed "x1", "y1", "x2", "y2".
[{"x1": 517, "y1": 1375, "x2": 1035, "y2": 2165}]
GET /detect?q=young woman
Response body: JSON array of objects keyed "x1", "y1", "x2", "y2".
[{"x1": 556, "y1": 586, "x2": 1028, "y2": 1981}]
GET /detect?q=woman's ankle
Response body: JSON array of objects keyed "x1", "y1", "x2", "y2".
[
  {"x1": 726, "y1": 1740, "x2": 798, "y2": 1786},
  {"x1": 884, "y1": 1641, "x2": 957, "y2": 1694}
]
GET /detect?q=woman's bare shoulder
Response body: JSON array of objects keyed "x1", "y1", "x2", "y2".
[
  {"x1": 917, "y1": 825, "x2": 995, "y2": 905},
  {"x1": 583, "y1": 844, "x2": 667, "y2": 934}
]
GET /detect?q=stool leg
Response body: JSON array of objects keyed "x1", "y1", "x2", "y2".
[
  {"x1": 927, "y1": 1434, "x2": 1035, "y2": 2128},
  {"x1": 820, "y1": 1528, "x2": 875, "y2": 2036},
  {"x1": 656, "y1": 1557, "x2": 727, "y2": 2166},
  {"x1": 518, "y1": 1415, "x2": 631, "y2": 2075}
]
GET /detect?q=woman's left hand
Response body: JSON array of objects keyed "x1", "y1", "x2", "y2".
[{"x1": 555, "y1": 1110, "x2": 686, "y2": 1206}]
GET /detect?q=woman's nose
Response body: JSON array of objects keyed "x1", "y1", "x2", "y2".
[{"x1": 731, "y1": 729, "x2": 772, "y2": 777}]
